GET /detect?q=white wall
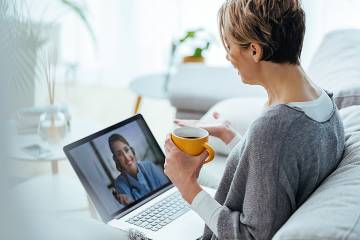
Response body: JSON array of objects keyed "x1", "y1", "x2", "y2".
[
  {"x1": 57, "y1": 0, "x2": 227, "y2": 86},
  {"x1": 28, "y1": 0, "x2": 360, "y2": 86}
]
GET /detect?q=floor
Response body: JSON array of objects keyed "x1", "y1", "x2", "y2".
[{"x1": 12, "y1": 82, "x2": 176, "y2": 220}]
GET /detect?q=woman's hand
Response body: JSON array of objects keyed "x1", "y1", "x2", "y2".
[
  {"x1": 112, "y1": 189, "x2": 133, "y2": 205},
  {"x1": 174, "y1": 112, "x2": 236, "y2": 144},
  {"x1": 164, "y1": 135, "x2": 207, "y2": 203}
]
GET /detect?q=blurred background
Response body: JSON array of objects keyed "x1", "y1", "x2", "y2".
[
  {"x1": 22, "y1": 0, "x2": 360, "y2": 86},
  {"x1": 1, "y1": 0, "x2": 360, "y2": 239}
]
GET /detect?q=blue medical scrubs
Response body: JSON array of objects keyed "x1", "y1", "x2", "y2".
[{"x1": 114, "y1": 161, "x2": 169, "y2": 202}]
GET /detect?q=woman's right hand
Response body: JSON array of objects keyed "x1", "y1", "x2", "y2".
[
  {"x1": 174, "y1": 112, "x2": 236, "y2": 144},
  {"x1": 112, "y1": 189, "x2": 133, "y2": 205}
]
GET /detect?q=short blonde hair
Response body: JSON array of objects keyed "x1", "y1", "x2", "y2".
[{"x1": 218, "y1": 0, "x2": 305, "y2": 64}]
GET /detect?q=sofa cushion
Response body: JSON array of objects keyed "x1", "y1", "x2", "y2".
[
  {"x1": 334, "y1": 87, "x2": 360, "y2": 111},
  {"x1": 273, "y1": 105, "x2": 360, "y2": 240},
  {"x1": 307, "y1": 29, "x2": 360, "y2": 109},
  {"x1": 198, "y1": 154, "x2": 227, "y2": 189},
  {"x1": 199, "y1": 97, "x2": 265, "y2": 156}
]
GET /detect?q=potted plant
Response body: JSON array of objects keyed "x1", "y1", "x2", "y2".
[
  {"x1": 163, "y1": 29, "x2": 213, "y2": 91},
  {"x1": 173, "y1": 28, "x2": 213, "y2": 63}
]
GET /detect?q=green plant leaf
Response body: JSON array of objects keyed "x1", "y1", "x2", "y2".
[
  {"x1": 193, "y1": 47, "x2": 203, "y2": 57},
  {"x1": 60, "y1": 0, "x2": 96, "y2": 45},
  {"x1": 204, "y1": 41, "x2": 210, "y2": 50},
  {"x1": 179, "y1": 31, "x2": 195, "y2": 43}
]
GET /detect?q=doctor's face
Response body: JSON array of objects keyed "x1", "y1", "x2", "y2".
[{"x1": 112, "y1": 141, "x2": 137, "y2": 174}]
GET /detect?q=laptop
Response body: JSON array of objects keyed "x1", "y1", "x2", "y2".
[{"x1": 63, "y1": 114, "x2": 215, "y2": 240}]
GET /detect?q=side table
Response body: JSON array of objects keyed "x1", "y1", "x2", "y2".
[
  {"x1": 9, "y1": 119, "x2": 102, "y2": 175},
  {"x1": 129, "y1": 73, "x2": 169, "y2": 114},
  {"x1": 12, "y1": 174, "x2": 89, "y2": 213}
]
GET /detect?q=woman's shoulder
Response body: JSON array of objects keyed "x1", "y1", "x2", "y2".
[
  {"x1": 247, "y1": 103, "x2": 342, "y2": 145},
  {"x1": 114, "y1": 174, "x2": 127, "y2": 189},
  {"x1": 249, "y1": 105, "x2": 304, "y2": 137},
  {"x1": 138, "y1": 160, "x2": 154, "y2": 168},
  {"x1": 138, "y1": 161, "x2": 160, "y2": 173}
]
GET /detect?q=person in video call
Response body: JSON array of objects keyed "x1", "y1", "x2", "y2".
[
  {"x1": 164, "y1": 0, "x2": 345, "y2": 239},
  {"x1": 109, "y1": 133, "x2": 169, "y2": 205}
]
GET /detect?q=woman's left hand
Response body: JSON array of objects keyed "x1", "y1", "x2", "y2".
[{"x1": 164, "y1": 135, "x2": 208, "y2": 203}]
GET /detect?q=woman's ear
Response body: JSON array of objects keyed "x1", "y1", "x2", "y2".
[{"x1": 250, "y1": 43, "x2": 262, "y2": 63}]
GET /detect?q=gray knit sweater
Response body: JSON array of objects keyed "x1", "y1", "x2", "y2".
[{"x1": 202, "y1": 100, "x2": 345, "y2": 240}]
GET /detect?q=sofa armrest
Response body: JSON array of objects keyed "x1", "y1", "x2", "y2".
[{"x1": 168, "y1": 64, "x2": 266, "y2": 118}]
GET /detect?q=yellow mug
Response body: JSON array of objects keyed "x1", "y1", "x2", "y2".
[{"x1": 171, "y1": 127, "x2": 215, "y2": 164}]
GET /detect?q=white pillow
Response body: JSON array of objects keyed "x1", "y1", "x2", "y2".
[
  {"x1": 307, "y1": 30, "x2": 360, "y2": 109},
  {"x1": 200, "y1": 97, "x2": 266, "y2": 155}
]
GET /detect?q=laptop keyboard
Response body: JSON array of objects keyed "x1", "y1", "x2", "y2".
[{"x1": 125, "y1": 191, "x2": 191, "y2": 232}]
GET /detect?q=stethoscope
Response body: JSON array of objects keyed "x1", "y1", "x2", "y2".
[{"x1": 123, "y1": 163, "x2": 154, "y2": 200}]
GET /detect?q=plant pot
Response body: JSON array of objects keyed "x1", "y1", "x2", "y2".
[{"x1": 182, "y1": 56, "x2": 205, "y2": 63}]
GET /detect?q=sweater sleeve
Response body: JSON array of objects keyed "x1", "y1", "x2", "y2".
[
  {"x1": 215, "y1": 119, "x2": 294, "y2": 240},
  {"x1": 191, "y1": 190, "x2": 222, "y2": 237}
]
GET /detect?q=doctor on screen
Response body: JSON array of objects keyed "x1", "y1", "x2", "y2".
[{"x1": 108, "y1": 134, "x2": 169, "y2": 205}]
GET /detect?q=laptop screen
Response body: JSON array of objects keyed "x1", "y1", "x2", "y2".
[{"x1": 64, "y1": 114, "x2": 171, "y2": 222}]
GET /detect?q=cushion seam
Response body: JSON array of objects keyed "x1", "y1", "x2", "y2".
[{"x1": 345, "y1": 211, "x2": 360, "y2": 240}]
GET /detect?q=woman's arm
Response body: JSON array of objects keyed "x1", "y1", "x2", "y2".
[
  {"x1": 212, "y1": 117, "x2": 295, "y2": 239},
  {"x1": 113, "y1": 179, "x2": 134, "y2": 205},
  {"x1": 191, "y1": 191, "x2": 222, "y2": 237}
]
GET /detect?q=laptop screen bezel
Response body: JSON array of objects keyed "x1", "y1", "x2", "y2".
[{"x1": 63, "y1": 114, "x2": 173, "y2": 223}]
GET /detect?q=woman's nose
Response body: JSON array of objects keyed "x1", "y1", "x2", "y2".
[{"x1": 124, "y1": 153, "x2": 132, "y2": 161}]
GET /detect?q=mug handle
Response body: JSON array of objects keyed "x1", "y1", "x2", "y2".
[{"x1": 203, "y1": 142, "x2": 215, "y2": 164}]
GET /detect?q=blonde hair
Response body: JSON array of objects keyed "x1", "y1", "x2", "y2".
[{"x1": 218, "y1": 0, "x2": 305, "y2": 64}]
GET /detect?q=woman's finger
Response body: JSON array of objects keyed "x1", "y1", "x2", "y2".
[
  {"x1": 174, "y1": 119, "x2": 198, "y2": 127},
  {"x1": 164, "y1": 140, "x2": 171, "y2": 155},
  {"x1": 164, "y1": 135, "x2": 178, "y2": 155},
  {"x1": 223, "y1": 120, "x2": 231, "y2": 128},
  {"x1": 173, "y1": 119, "x2": 184, "y2": 126},
  {"x1": 165, "y1": 134, "x2": 171, "y2": 144},
  {"x1": 199, "y1": 150, "x2": 209, "y2": 163},
  {"x1": 212, "y1": 112, "x2": 220, "y2": 119}
]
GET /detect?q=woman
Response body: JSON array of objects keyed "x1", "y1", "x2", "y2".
[
  {"x1": 108, "y1": 134, "x2": 169, "y2": 205},
  {"x1": 164, "y1": 0, "x2": 345, "y2": 239}
]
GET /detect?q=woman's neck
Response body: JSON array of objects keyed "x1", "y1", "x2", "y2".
[
  {"x1": 258, "y1": 63, "x2": 321, "y2": 107},
  {"x1": 126, "y1": 167, "x2": 138, "y2": 179}
]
